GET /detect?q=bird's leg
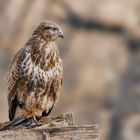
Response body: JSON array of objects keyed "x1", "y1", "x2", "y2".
[
  {"x1": 33, "y1": 116, "x2": 40, "y2": 126},
  {"x1": 33, "y1": 116, "x2": 37, "y2": 124}
]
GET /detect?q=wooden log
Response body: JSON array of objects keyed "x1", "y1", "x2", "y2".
[
  {"x1": 0, "y1": 113, "x2": 100, "y2": 140},
  {"x1": 0, "y1": 125, "x2": 99, "y2": 140},
  {"x1": 49, "y1": 125, "x2": 99, "y2": 140},
  {"x1": 0, "y1": 112, "x2": 73, "y2": 131}
]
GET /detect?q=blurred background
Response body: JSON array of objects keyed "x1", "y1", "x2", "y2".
[{"x1": 0, "y1": 0, "x2": 140, "y2": 139}]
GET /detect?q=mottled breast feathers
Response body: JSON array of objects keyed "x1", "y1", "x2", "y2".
[{"x1": 8, "y1": 41, "x2": 63, "y2": 121}]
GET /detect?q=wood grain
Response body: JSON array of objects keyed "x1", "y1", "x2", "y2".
[
  {"x1": 0, "y1": 125, "x2": 99, "y2": 140},
  {"x1": 0, "y1": 113, "x2": 100, "y2": 140}
]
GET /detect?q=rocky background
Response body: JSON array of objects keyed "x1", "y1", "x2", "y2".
[{"x1": 0, "y1": 0, "x2": 140, "y2": 140}]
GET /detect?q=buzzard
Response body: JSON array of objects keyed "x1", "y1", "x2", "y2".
[{"x1": 7, "y1": 21, "x2": 64, "y2": 122}]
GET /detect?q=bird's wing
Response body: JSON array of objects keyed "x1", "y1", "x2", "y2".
[{"x1": 7, "y1": 48, "x2": 24, "y2": 120}]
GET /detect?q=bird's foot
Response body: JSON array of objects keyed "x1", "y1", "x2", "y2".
[{"x1": 33, "y1": 116, "x2": 41, "y2": 126}]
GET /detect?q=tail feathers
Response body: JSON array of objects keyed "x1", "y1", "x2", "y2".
[
  {"x1": 9, "y1": 96, "x2": 17, "y2": 121},
  {"x1": 42, "y1": 104, "x2": 54, "y2": 117}
]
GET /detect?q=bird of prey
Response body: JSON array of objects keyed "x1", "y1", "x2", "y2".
[{"x1": 7, "y1": 21, "x2": 64, "y2": 122}]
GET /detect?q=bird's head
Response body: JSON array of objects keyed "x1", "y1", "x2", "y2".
[{"x1": 33, "y1": 20, "x2": 64, "y2": 41}]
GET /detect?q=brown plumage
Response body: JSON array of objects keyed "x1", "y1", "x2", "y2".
[{"x1": 7, "y1": 21, "x2": 64, "y2": 121}]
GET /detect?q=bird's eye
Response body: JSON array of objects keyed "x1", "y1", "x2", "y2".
[
  {"x1": 44, "y1": 27, "x2": 57, "y2": 31},
  {"x1": 44, "y1": 27, "x2": 51, "y2": 30},
  {"x1": 51, "y1": 27, "x2": 57, "y2": 31}
]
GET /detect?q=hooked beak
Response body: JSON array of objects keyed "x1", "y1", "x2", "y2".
[{"x1": 58, "y1": 31, "x2": 64, "y2": 38}]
